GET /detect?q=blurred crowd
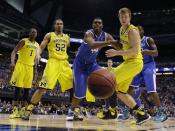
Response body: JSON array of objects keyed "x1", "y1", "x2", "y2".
[
  {"x1": 0, "y1": 74, "x2": 175, "y2": 117},
  {"x1": 0, "y1": 54, "x2": 175, "y2": 117}
]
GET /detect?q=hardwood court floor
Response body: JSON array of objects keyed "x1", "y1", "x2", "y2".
[{"x1": 0, "y1": 114, "x2": 174, "y2": 131}]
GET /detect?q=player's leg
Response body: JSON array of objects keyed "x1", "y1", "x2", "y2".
[
  {"x1": 114, "y1": 61, "x2": 150, "y2": 124},
  {"x1": 9, "y1": 87, "x2": 21, "y2": 118},
  {"x1": 143, "y1": 63, "x2": 160, "y2": 106},
  {"x1": 58, "y1": 60, "x2": 83, "y2": 121},
  {"x1": 129, "y1": 73, "x2": 143, "y2": 107},
  {"x1": 58, "y1": 60, "x2": 73, "y2": 95},
  {"x1": 22, "y1": 59, "x2": 58, "y2": 120},
  {"x1": 97, "y1": 92, "x2": 117, "y2": 119},
  {"x1": 86, "y1": 87, "x2": 95, "y2": 103},
  {"x1": 133, "y1": 88, "x2": 142, "y2": 107},
  {"x1": 89, "y1": 64, "x2": 118, "y2": 119},
  {"x1": 66, "y1": 60, "x2": 87, "y2": 121},
  {"x1": 143, "y1": 63, "x2": 167, "y2": 122},
  {"x1": 19, "y1": 65, "x2": 33, "y2": 117},
  {"x1": 9, "y1": 62, "x2": 25, "y2": 119},
  {"x1": 107, "y1": 92, "x2": 117, "y2": 118},
  {"x1": 19, "y1": 88, "x2": 29, "y2": 117},
  {"x1": 123, "y1": 74, "x2": 143, "y2": 120}
]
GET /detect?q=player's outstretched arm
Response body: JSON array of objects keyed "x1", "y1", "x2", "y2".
[
  {"x1": 142, "y1": 37, "x2": 158, "y2": 57},
  {"x1": 106, "y1": 34, "x2": 122, "y2": 50},
  {"x1": 84, "y1": 32, "x2": 111, "y2": 49},
  {"x1": 106, "y1": 28, "x2": 140, "y2": 57}
]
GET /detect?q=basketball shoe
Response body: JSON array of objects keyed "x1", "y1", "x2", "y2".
[
  {"x1": 66, "y1": 108, "x2": 83, "y2": 121},
  {"x1": 9, "y1": 106, "x2": 20, "y2": 119}
]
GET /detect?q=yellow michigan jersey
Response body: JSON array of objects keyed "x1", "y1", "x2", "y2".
[
  {"x1": 113, "y1": 24, "x2": 143, "y2": 93},
  {"x1": 18, "y1": 38, "x2": 39, "y2": 65},
  {"x1": 10, "y1": 38, "x2": 39, "y2": 88},
  {"x1": 39, "y1": 32, "x2": 73, "y2": 91},
  {"x1": 120, "y1": 24, "x2": 142, "y2": 61},
  {"x1": 48, "y1": 32, "x2": 70, "y2": 60}
]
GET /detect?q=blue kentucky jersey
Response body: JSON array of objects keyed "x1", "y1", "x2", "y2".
[
  {"x1": 141, "y1": 36, "x2": 154, "y2": 64},
  {"x1": 76, "y1": 29, "x2": 107, "y2": 64}
]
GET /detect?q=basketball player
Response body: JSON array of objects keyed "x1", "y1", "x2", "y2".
[
  {"x1": 129, "y1": 26, "x2": 167, "y2": 122},
  {"x1": 66, "y1": 17, "x2": 115, "y2": 121},
  {"x1": 9, "y1": 28, "x2": 39, "y2": 118},
  {"x1": 22, "y1": 19, "x2": 73, "y2": 120},
  {"x1": 97, "y1": 59, "x2": 117, "y2": 119},
  {"x1": 105, "y1": 8, "x2": 150, "y2": 124}
]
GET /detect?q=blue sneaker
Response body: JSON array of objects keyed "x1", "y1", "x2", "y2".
[
  {"x1": 122, "y1": 108, "x2": 130, "y2": 120},
  {"x1": 154, "y1": 111, "x2": 168, "y2": 122}
]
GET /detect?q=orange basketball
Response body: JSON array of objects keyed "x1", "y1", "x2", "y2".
[{"x1": 88, "y1": 68, "x2": 116, "y2": 99}]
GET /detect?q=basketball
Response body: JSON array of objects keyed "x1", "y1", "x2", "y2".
[{"x1": 87, "y1": 68, "x2": 116, "y2": 99}]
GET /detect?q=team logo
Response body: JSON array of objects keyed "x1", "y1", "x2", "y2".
[{"x1": 11, "y1": 81, "x2": 16, "y2": 85}]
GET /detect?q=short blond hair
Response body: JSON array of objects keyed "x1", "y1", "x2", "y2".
[{"x1": 118, "y1": 7, "x2": 131, "y2": 18}]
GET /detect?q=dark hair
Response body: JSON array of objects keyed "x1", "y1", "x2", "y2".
[
  {"x1": 29, "y1": 28, "x2": 37, "y2": 33},
  {"x1": 55, "y1": 18, "x2": 63, "y2": 24},
  {"x1": 93, "y1": 17, "x2": 103, "y2": 23}
]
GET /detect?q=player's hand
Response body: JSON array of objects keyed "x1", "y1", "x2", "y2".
[
  {"x1": 105, "y1": 49, "x2": 118, "y2": 57},
  {"x1": 110, "y1": 40, "x2": 119, "y2": 45},
  {"x1": 142, "y1": 49, "x2": 150, "y2": 55},
  {"x1": 32, "y1": 80, "x2": 38, "y2": 87},
  {"x1": 105, "y1": 40, "x2": 112, "y2": 45}
]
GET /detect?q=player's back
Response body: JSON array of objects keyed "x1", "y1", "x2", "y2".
[
  {"x1": 141, "y1": 36, "x2": 154, "y2": 64},
  {"x1": 76, "y1": 29, "x2": 106, "y2": 64}
]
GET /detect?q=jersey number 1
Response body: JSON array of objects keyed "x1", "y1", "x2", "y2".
[{"x1": 30, "y1": 50, "x2": 33, "y2": 56}]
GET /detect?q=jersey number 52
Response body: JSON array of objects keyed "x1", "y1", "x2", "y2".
[{"x1": 56, "y1": 44, "x2": 65, "y2": 51}]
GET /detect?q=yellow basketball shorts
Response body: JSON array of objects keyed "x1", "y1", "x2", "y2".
[
  {"x1": 39, "y1": 58, "x2": 73, "y2": 92},
  {"x1": 113, "y1": 60, "x2": 143, "y2": 93},
  {"x1": 86, "y1": 87, "x2": 95, "y2": 102},
  {"x1": 10, "y1": 62, "x2": 33, "y2": 88}
]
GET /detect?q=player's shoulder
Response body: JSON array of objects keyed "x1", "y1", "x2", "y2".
[
  {"x1": 21, "y1": 38, "x2": 27, "y2": 41},
  {"x1": 145, "y1": 36, "x2": 155, "y2": 44},
  {"x1": 44, "y1": 32, "x2": 52, "y2": 38},
  {"x1": 86, "y1": 29, "x2": 94, "y2": 35},
  {"x1": 35, "y1": 41, "x2": 40, "y2": 47},
  {"x1": 128, "y1": 25, "x2": 139, "y2": 35},
  {"x1": 130, "y1": 24, "x2": 137, "y2": 29},
  {"x1": 105, "y1": 32, "x2": 112, "y2": 38},
  {"x1": 48, "y1": 32, "x2": 53, "y2": 36},
  {"x1": 63, "y1": 33, "x2": 70, "y2": 38},
  {"x1": 19, "y1": 38, "x2": 28, "y2": 44},
  {"x1": 83, "y1": 29, "x2": 94, "y2": 39},
  {"x1": 143, "y1": 36, "x2": 152, "y2": 41},
  {"x1": 146, "y1": 36, "x2": 153, "y2": 40},
  {"x1": 128, "y1": 24, "x2": 138, "y2": 32},
  {"x1": 44, "y1": 32, "x2": 52, "y2": 40}
]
